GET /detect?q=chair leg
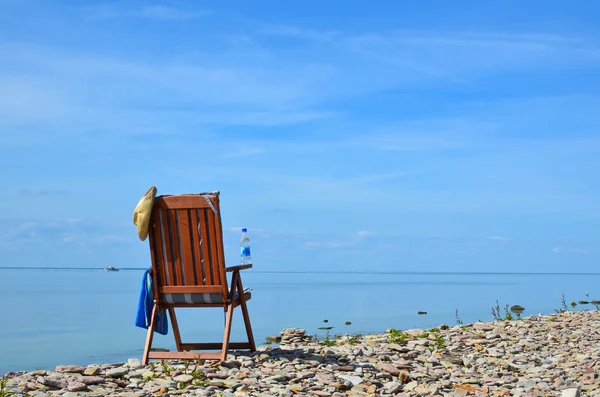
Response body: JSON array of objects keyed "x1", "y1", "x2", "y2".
[
  {"x1": 236, "y1": 276, "x2": 256, "y2": 351},
  {"x1": 142, "y1": 304, "x2": 158, "y2": 365},
  {"x1": 221, "y1": 304, "x2": 234, "y2": 361},
  {"x1": 168, "y1": 308, "x2": 183, "y2": 352}
]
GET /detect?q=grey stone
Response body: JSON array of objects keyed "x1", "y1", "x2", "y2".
[
  {"x1": 173, "y1": 374, "x2": 194, "y2": 383},
  {"x1": 105, "y1": 367, "x2": 129, "y2": 378},
  {"x1": 127, "y1": 358, "x2": 142, "y2": 369},
  {"x1": 384, "y1": 381, "x2": 403, "y2": 393},
  {"x1": 67, "y1": 381, "x2": 88, "y2": 391},
  {"x1": 562, "y1": 388, "x2": 581, "y2": 397},
  {"x1": 337, "y1": 375, "x2": 362, "y2": 386}
]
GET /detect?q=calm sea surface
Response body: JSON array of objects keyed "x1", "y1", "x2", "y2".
[{"x1": 1, "y1": 268, "x2": 599, "y2": 374}]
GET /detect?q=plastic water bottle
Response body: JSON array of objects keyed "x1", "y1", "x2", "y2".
[{"x1": 240, "y1": 228, "x2": 251, "y2": 265}]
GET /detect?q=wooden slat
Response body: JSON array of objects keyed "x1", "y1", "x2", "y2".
[
  {"x1": 178, "y1": 209, "x2": 197, "y2": 286},
  {"x1": 205, "y1": 210, "x2": 221, "y2": 288},
  {"x1": 226, "y1": 264, "x2": 252, "y2": 272},
  {"x1": 169, "y1": 209, "x2": 183, "y2": 286},
  {"x1": 189, "y1": 209, "x2": 202, "y2": 284},
  {"x1": 210, "y1": 196, "x2": 228, "y2": 293},
  {"x1": 180, "y1": 342, "x2": 253, "y2": 350},
  {"x1": 148, "y1": 351, "x2": 223, "y2": 360},
  {"x1": 160, "y1": 209, "x2": 176, "y2": 286},
  {"x1": 152, "y1": 209, "x2": 168, "y2": 288},
  {"x1": 154, "y1": 194, "x2": 219, "y2": 210},
  {"x1": 159, "y1": 286, "x2": 222, "y2": 294},
  {"x1": 198, "y1": 209, "x2": 215, "y2": 285}
]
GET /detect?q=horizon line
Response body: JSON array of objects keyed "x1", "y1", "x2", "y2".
[{"x1": 0, "y1": 266, "x2": 599, "y2": 276}]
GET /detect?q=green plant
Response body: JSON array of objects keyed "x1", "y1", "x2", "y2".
[
  {"x1": 491, "y1": 300, "x2": 501, "y2": 320},
  {"x1": 554, "y1": 293, "x2": 569, "y2": 313},
  {"x1": 503, "y1": 305, "x2": 514, "y2": 321},
  {"x1": 347, "y1": 334, "x2": 362, "y2": 345},
  {"x1": 415, "y1": 332, "x2": 429, "y2": 339},
  {"x1": 319, "y1": 332, "x2": 336, "y2": 347},
  {"x1": 388, "y1": 329, "x2": 410, "y2": 344},
  {"x1": 0, "y1": 376, "x2": 8, "y2": 397},
  {"x1": 428, "y1": 327, "x2": 440, "y2": 333},
  {"x1": 160, "y1": 361, "x2": 172, "y2": 377},
  {"x1": 435, "y1": 334, "x2": 446, "y2": 349},
  {"x1": 455, "y1": 309, "x2": 463, "y2": 325},
  {"x1": 190, "y1": 365, "x2": 206, "y2": 382},
  {"x1": 192, "y1": 379, "x2": 207, "y2": 387}
]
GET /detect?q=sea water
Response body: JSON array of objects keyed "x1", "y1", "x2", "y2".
[{"x1": 1, "y1": 268, "x2": 599, "y2": 374}]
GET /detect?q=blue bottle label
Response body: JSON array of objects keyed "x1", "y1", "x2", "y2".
[{"x1": 241, "y1": 247, "x2": 251, "y2": 257}]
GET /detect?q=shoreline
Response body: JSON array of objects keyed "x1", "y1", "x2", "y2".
[{"x1": 3, "y1": 309, "x2": 600, "y2": 396}]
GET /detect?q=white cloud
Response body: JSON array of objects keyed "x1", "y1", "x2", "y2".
[
  {"x1": 552, "y1": 246, "x2": 591, "y2": 254},
  {"x1": 489, "y1": 236, "x2": 509, "y2": 241},
  {"x1": 357, "y1": 230, "x2": 374, "y2": 239},
  {"x1": 83, "y1": 3, "x2": 211, "y2": 21}
]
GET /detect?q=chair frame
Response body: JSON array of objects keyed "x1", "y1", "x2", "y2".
[{"x1": 141, "y1": 192, "x2": 256, "y2": 364}]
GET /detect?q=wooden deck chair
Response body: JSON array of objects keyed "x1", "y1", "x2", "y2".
[{"x1": 141, "y1": 191, "x2": 256, "y2": 364}]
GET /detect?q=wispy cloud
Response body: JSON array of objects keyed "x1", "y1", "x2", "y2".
[
  {"x1": 552, "y1": 246, "x2": 591, "y2": 254},
  {"x1": 19, "y1": 188, "x2": 68, "y2": 196},
  {"x1": 83, "y1": 3, "x2": 211, "y2": 21},
  {"x1": 489, "y1": 236, "x2": 509, "y2": 241}
]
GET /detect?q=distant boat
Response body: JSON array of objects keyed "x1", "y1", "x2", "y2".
[{"x1": 105, "y1": 266, "x2": 119, "y2": 272}]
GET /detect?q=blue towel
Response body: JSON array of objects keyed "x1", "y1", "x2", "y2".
[{"x1": 135, "y1": 268, "x2": 168, "y2": 335}]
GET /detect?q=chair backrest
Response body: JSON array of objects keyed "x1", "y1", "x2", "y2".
[{"x1": 147, "y1": 192, "x2": 229, "y2": 301}]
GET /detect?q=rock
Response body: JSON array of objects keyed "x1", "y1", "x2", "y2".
[
  {"x1": 40, "y1": 376, "x2": 68, "y2": 389},
  {"x1": 154, "y1": 378, "x2": 177, "y2": 389},
  {"x1": 67, "y1": 381, "x2": 88, "y2": 391},
  {"x1": 562, "y1": 388, "x2": 581, "y2": 397},
  {"x1": 105, "y1": 367, "x2": 129, "y2": 378},
  {"x1": 127, "y1": 358, "x2": 142, "y2": 369},
  {"x1": 381, "y1": 363, "x2": 400, "y2": 376},
  {"x1": 384, "y1": 381, "x2": 403, "y2": 393},
  {"x1": 83, "y1": 366, "x2": 101, "y2": 376},
  {"x1": 338, "y1": 375, "x2": 362, "y2": 386},
  {"x1": 173, "y1": 374, "x2": 194, "y2": 383},
  {"x1": 56, "y1": 365, "x2": 86, "y2": 373},
  {"x1": 79, "y1": 376, "x2": 105, "y2": 385}
]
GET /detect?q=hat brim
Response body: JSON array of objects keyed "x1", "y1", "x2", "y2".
[{"x1": 133, "y1": 186, "x2": 157, "y2": 241}]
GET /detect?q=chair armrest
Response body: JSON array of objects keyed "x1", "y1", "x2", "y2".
[{"x1": 226, "y1": 264, "x2": 252, "y2": 272}]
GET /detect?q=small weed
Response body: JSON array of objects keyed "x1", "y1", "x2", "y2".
[
  {"x1": 428, "y1": 327, "x2": 440, "y2": 333},
  {"x1": 491, "y1": 301, "x2": 514, "y2": 321},
  {"x1": 347, "y1": 334, "x2": 362, "y2": 345},
  {"x1": 415, "y1": 332, "x2": 429, "y2": 339},
  {"x1": 388, "y1": 329, "x2": 410, "y2": 344},
  {"x1": 192, "y1": 379, "x2": 207, "y2": 387},
  {"x1": 0, "y1": 376, "x2": 9, "y2": 397},
  {"x1": 460, "y1": 325, "x2": 468, "y2": 331},
  {"x1": 554, "y1": 293, "x2": 569, "y2": 313},
  {"x1": 503, "y1": 305, "x2": 514, "y2": 321},
  {"x1": 491, "y1": 300, "x2": 502, "y2": 320},
  {"x1": 455, "y1": 309, "x2": 463, "y2": 325},
  {"x1": 319, "y1": 331, "x2": 337, "y2": 347},
  {"x1": 160, "y1": 361, "x2": 172, "y2": 377},
  {"x1": 434, "y1": 334, "x2": 446, "y2": 350}
]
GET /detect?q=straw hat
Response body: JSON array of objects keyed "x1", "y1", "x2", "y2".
[{"x1": 133, "y1": 186, "x2": 157, "y2": 241}]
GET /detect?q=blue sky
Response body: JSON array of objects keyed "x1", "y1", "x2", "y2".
[{"x1": 1, "y1": 0, "x2": 599, "y2": 272}]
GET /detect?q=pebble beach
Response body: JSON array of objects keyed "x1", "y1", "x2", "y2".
[{"x1": 3, "y1": 309, "x2": 599, "y2": 397}]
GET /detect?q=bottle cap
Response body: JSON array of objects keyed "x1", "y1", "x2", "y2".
[{"x1": 242, "y1": 228, "x2": 247, "y2": 232}]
